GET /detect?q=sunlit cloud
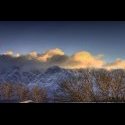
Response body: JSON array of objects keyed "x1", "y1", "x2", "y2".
[
  {"x1": 37, "y1": 48, "x2": 64, "y2": 62},
  {"x1": 105, "y1": 58, "x2": 125, "y2": 70},
  {"x1": 62, "y1": 51, "x2": 105, "y2": 69},
  {"x1": 2, "y1": 48, "x2": 125, "y2": 70},
  {"x1": 28, "y1": 51, "x2": 38, "y2": 58}
]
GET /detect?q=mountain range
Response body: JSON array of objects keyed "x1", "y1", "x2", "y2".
[{"x1": 0, "y1": 54, "x2": 90, "y2": 101}]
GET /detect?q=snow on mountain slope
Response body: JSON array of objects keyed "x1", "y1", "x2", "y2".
[
  {"x1": 0, "y1": 66, "x2": 34, "y2": 84},
  {"x1": 28, "y1": 66, "x2": 74, "y2": 100},
  {"x1": 0, "y1": 55, "x2": 88, "y2": 101},
  {"x1": 0, "y1": 64, "x2": 75, "y2": 100}
]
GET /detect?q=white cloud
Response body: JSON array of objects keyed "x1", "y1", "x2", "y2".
[
  {"x1": 15, "y1": 53, "x2": 20, "y2": 57},
  {"x1": 4, "y1": 51, "x2": 20, "y2": 57},
  {"x1": 4, "y1": 51, "x2": 14, "y2": 56}
]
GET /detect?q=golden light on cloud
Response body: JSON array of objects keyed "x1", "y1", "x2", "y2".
[
  {"x1": 72, "y1": 51, "x2": 94, "y2": 62},
  {"x1": 29, "y1": 51, "x2": 38, "y2": 58},
  {"x1": 64, "y1": 51, "x2": 105, "y2": 69},
  {"x1": 37, "y1": 48, "x2": 64, "y2": 62},
  {"x1": 105, "y1": 59, "x2": 125, "y2": 70},
  {"x1": 2, "y1": 48, "x2": 125, "y2": 70}
]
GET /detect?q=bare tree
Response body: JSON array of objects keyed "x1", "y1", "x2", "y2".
[
  {"x1": 109, "y1": 69, "x2": 125, "y2": 102},
  {"x1": 31, "y1": 86, "x2": 47, "y2": 103},
  {"x1": 1, "y1": 68, "x2": 125, "y2": 103},
  {"x1": 92, "y1": 69, "x2": 112, "y2": 101},
  {"x1": 15, "y1": 84, "x2": 30, "y2": 102},
  {"x1": 54, "y1": 69, "x2": 125, "y2": 102},
  {"x1": 0, "y1": 83, "x2": 14, "y2": 100},
  {"x1": 54, "y1": 69, "x2": 96, "y2": 102}
]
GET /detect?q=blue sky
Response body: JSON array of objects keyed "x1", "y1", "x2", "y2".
[{"x1": 0, "y1": 21, "x2": 125, "y2": 62}]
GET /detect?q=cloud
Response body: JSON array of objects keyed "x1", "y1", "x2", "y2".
[
  {"x1": 28, "y1": 51, "x2": 38, "y2": 58},
  {"x1": 0, "y1": 49, "x2": 106, "y2": 69},
  {"x1": 37, "y1": 48, "x2": 64, "y2": 62},
  {"x1": 42, "y1": 50, "x2": 105, "y2": 69},
  {"x1": 3, "y1": 51, "x2": 20, "y2": 57},
  {"x1": 4, "y1": 51, "x2": 14, "y2": 56},
  {"x1": 15, "y1": 53, "x2": 20, "y2": 57},
  {"x1": 47, "y1": 55, "x2": 69, "y2": 64},
  {"x1": 2, "y1": 48, "x2": 125, "y2": 70},
  {"x1": 105, "y1": 58, "x2": 125, "y2": 70},
  {"x1": 62, "y1": 51, "x2": 105, "y2": 69}
]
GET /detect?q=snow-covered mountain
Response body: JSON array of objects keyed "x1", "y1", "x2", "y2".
[
  {"x1": 0, "y1": 55, "x2": 81, "y2": 101},
  {"x1": 0, "y1": 66, "x2": 40, "y2": 85},
  {"x1": 27, "y1": 66, "x2": 74, "y2": 99},
  {"x1": 0, "y1": 62, "x2": 75, "y2": 100}
]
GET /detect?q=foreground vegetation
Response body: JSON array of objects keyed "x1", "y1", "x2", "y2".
[
  {"x1": 54, "y1": 69, "x2": 125, "y2": 102},
  {"x1": 0, "y1": 83, "x2": 47, "y2": 103},
  {"x1": 1, "y1": 69, "x2": 125, "y2": 103}
]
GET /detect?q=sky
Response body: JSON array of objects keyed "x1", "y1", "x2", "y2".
[{"x1": 0, "y1": 21, "x2": 125, "y2": 63}]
